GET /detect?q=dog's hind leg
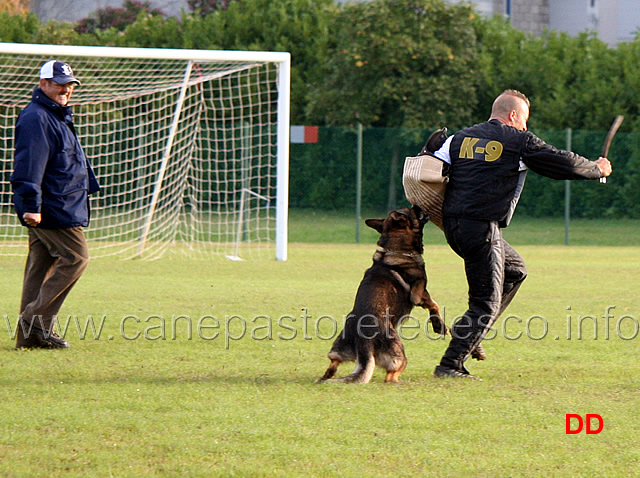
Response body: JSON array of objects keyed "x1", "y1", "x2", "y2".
[
  {"x1": 318, "y1": 358, "x2": 341, "y2": 382},
  {"x1": 338, "y1": 342, "x2": 376, "y2": 383},
  {"x1": 342, "y1": 355, "x2": 375, "y2": 383},
  {"x1": 379, "y1": 334, "x2": 407, "y2": 383},
  {"x1": 384, "y1": 358, "x2": 407, "y2": 383},
  {"x1": 317, "y1": 335, "x2": 356, "y2": 383},
  {"x1": 385, "y1": 369, "x2": 404, "y2": 383}
]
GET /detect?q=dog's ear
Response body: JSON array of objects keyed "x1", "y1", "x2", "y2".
[
  {"x1": 389, "y1": 211, "x2": 410, "y2": 227},
  {"x1": 365, "y1": 218, "x2": 384, "y2": 233},
  {"x1": 419, "y1": 127, "x2": 448, "y2": 155}
]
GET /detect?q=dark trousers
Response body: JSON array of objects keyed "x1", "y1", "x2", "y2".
[
  {"x1": 440, "y1": 216, "x2": 527, "y2": 372},
  {"x1": 19, "y1": 227, "x2": 89, "y2": 334}
]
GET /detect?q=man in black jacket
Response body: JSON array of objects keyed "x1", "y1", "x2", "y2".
[
  {"x1": 432, "y1": 89, "x2": 612, "y2": 380},
  {"x1": 11, "y1": 60, "x2": 100, "y2": 349}
]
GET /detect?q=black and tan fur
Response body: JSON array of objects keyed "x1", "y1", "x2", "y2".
[{"x1": 318, "y1": 205, "x2": 447, "y2": 384}]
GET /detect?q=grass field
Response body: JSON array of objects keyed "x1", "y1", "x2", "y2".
[{"x1": 1, "y1": 215, "x2": 639, "y2": 477}]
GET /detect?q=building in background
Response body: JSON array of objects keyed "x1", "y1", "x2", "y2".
[
  {"x1": 27, "y1": 0, "x2": 639, "y2": 46},
  {"x1": 28, "y1": 0, "x2": 187, "y2": 23},
  {"x1": 549, "y1": 0, "x2": 637, "y2": 45},
  {"x1": 466, "y1": 0, "x2": 637, "y2": 45}
]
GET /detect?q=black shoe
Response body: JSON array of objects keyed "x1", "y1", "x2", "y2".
[
  {"x1": 16, "y1": 327, "x2": 69, "y2": 349},
  {"x1": 433, "y1": 365, "x2": 482, "y2": 381}
]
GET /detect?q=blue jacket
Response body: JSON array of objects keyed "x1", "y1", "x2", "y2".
[{"x1": 11, "y1": 88, "x2": 100, "y2": 229}]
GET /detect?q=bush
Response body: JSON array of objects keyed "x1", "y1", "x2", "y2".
[
  {"x1": 0, "y1": 11, "x2": 41, "y2": 42},
  {"x1": 187, "y1": 0, "x2": 236, "y2": 17}
]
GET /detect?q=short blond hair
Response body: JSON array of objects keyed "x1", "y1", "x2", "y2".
[{"x1": 491, "y1": 89, "x2": 530, "y2": 117}]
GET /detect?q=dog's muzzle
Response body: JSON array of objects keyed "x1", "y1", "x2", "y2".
[{"x1": 410, "y1": 205, "x2": 429, "y2": 226}]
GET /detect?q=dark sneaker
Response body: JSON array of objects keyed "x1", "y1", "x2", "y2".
[
  {"x1": 16, "y1": 328, "x2": 69, "y2": 349},
  {"x1": 48, "y1": 331, "x2": 70, "y2": 348},
  {"x1": 433, "y1": 365, "x2": 482, "y2": 381},
  {"x1": 471, "y1": 343, "x2": 487, "y2": 361}
]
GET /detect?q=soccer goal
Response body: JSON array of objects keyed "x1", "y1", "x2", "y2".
[{"x1": 0, "y1": 42, "x2": 290, "y2": 261}]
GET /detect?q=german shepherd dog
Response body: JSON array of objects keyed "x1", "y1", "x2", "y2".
[{"x1": 318, "y1": 205, "x2": 447, "y2": 384}]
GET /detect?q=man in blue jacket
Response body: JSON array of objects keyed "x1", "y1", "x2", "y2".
[{"x1": 11, "y1": 60, "x2": 100, "y2": 349}]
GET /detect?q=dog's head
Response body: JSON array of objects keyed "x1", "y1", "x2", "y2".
[{"x1": 365, "y1": 205, "x2": 428, "y2": 253}]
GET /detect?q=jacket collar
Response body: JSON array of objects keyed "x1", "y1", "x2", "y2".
[{"x1": 32, "y1": 87, "x2": 73, "y2": 120}]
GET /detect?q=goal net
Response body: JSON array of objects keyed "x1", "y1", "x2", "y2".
[{"x1": 0, "y1": 42, "x2": 290, "y2": 261}]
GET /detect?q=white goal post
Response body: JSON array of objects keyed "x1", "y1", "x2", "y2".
[{"x1": 0, "y1": 42, "x2": 290, "y2": 261}]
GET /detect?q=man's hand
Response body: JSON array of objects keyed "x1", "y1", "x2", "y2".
[
  {"x1": 23, "y1": 212, "x2": 41, "y2": 227},
  {"x1": 595, "y1": 157, "x2": 612, "y2": 178}
]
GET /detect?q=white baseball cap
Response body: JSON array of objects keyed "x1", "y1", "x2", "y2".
[{"x1": 40, "y1": 60, "x2": 81, "y2": 86}]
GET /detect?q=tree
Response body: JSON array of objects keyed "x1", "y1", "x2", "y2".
[
  {"x1": 183, "y1": 0, "x2": 336, "y2": 124},
  {"x1": 0, "y1": 8, "x2": 42, "y2": 43},
  {"x1": 305, "y1": 0, "x2": 480, "y2": 208},
  {"x1": 306, "y1": 0, "x2": 479, "y2": 130}
]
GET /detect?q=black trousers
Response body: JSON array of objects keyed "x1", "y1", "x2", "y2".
[{"x1": 440, "y1": 216, "x2": 527, "y2": 373}]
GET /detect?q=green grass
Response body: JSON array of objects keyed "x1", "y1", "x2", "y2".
[
  {"x1": 1, "y1": 216, "x2": 639, "y2": 476},
  {"x1": 289, "y1": 209, "x2": 640, "y2": 246}
]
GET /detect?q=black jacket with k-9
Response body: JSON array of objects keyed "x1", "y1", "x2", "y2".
[{"x1": 443, "y1": 119, "x2": 602, "y2": 227}]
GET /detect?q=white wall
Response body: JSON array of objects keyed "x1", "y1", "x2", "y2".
[
  {"x1": 550, "y1": 0, "x2": 640, "y2": 46},
  {"x1": 617, "y1": 0, "x2": 639, "y2": 42},
  {"x1": 549, "y1": 0, "x2": 592, "y2": 37},
  {"x1": 31, "y1": 0, "x2": 188, "y2": 23}
]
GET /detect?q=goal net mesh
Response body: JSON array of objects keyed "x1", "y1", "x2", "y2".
[{"x1": 0, "y1": 50, "x2": 284, "y2": 260}]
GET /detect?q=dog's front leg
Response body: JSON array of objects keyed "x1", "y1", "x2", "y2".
[
  {"x1": 409, "y1": 279, "x2": 430, "y2": 308},
  {"x1": 428, "y1": 304, "x2": 448, "y2": 336},
  {"x1": 411, "y1": 284, "x2": 448, "y2": 336}
]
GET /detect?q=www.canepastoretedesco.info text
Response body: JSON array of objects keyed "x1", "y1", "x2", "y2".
[{"x1": 3, "y1": 306, "x2": 638, "y2": 348}]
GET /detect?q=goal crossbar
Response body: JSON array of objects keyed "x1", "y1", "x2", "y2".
[{"x1": 0, "y1": 42, "x2": 291, "y2": 63}]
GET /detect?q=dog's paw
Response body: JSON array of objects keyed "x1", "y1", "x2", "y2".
[
  {"x1": 429, "y1": 315, "x2": 449, "y2": 336},
  {"x1": 471, "y1": 343, "x2": 487, "y2": 361}
]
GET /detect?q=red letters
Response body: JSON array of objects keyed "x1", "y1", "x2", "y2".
[
  {"x1": 586, "y1": 414, "x2": 604, "y2": 434},
  {"x1": 566, "y1": 414, "x2": 583, "y2": 434},
  {"x1": 566, "y1": 414, "x2": 603, "y2": 434}
]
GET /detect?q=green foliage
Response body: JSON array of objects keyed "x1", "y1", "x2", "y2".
[
  {"x1": 31, "y1": 20, "x2": 82, "y2": 45},
  {"x1": 307, "y1": 0, "x2": 479, "y2": 129},
  {"x1": 0, "y1": 10, "x2": 40, "y2": 42},
  {"x1": 194, "y1": 0, "x2": 336, "y2": 123},
  {"x1": 472, "y1": 19, "x2": 633, "y2": 131},
  {"x1": 74, "y1": 0, "x2": 334, "y2": 123},
  {"x1": 187, "y1": 0, "x2": 236, "y2": 17},
  {"x1": 3, "y1": 0, "x2": 640, "y2": 132},
  {"x1": 92, "y1": 12, "x2": 185, "y2": 48}
]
